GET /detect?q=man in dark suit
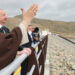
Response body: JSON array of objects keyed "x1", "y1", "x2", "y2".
[
  {"x1": 19, "y1": 25, "x2": 34, "y2": 75},
  {"x1": 32, "y1": 27, "x2": 40, "y2": 44},
  {"x1": 19, "y1": 25, "x2": 33, "y2": 49}
]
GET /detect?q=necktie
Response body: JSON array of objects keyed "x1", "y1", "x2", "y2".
[{"x1": 0, "y1": 27, "x2": 5, "y2": 33}]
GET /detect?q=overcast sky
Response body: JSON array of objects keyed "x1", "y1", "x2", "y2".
[{"x1": 0, "y1": 0, "x2": 75, "y2": 22}]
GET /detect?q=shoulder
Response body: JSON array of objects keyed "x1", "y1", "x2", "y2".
[{"x1": 2, "y1": 26, "x2": 10, "y2": 32}]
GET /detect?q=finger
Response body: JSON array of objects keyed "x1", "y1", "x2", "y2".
[
  {"x1": 25, "y1": 50, "x2": 31, "y2": 56},
  {"x1": 31, "y1": 5, "x2": 38, "y2": 15},
  {"x1": 32, "y1": 4, "x2": 38, "y2": 11},
  {"x1": 28, "y1": 4, "x2": 38, "y2": 12},
  {"x1": 27, "y1": 48, "x2": 32, "y2": 53},
  {"x1": 20, "y1": 8, "x2": 26, "y2": 16},
  {"x1": 28, "y1": 4, "x2": 35, "y2": 11},
  {"x1": 23, "y1": 48, "x2": 31, "y2": 56}
]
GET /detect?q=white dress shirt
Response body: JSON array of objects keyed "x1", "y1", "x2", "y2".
[
  {"x1": 0, "y1": 24, "x2": 6, "y2": 33},
  {"x1": 0, "y1": 24, "x2": 2, "y2": 28},
  {"x1": 28, "y1": 31, "x2": 33, "y2": 41}
]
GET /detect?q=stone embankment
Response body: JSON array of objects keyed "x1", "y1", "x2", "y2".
[{"x1": 45, "y1": 34, "x2": 75, "y2": 75}]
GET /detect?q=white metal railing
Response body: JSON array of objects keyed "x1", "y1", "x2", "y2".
[
  {"x1": 31, "y1": 42, "x2": 40, "y2": 48},
  {"x1": 27, "y1": 65, "x2": 35, "y2": 75},
  {"x1": 37, "y1": 50, "x2": 42, "y2": 60},
  {"x1": 0, "y1": 53, "x2": 28, "y2": 75},
  {"x1": 39, "y1": 65, "x2": 42, "y2": 74}
]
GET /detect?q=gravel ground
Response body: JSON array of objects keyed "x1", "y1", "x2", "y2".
[{"x1": 47, "y1": 34, "x2": 75, "y2": 75}]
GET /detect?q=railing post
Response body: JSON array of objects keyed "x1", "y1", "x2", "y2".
[
  {"x1": 39, "y1": 35, "x2": 48, "y2": 75},
  {"x1": 39, "y1": 49, "x2": 44, "y2": 75},
  {"x1": 27, "y1": 47, "x2": 40, "y2": 75}
]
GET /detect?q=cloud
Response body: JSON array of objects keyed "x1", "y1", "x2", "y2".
[{"x1": 0, "y1": 0, "x2": 75, "y2": 22}]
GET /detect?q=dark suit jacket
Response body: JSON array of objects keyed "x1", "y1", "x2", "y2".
[
  {"x1": 18, "y1": 32, "x2": 33, "y2": 50},
  {"x1": 32, "y1": 32, "x2": 40, "y2": 44},
  {"x1": 0, "y1": 26, "x2": 10, "y2": 33}
]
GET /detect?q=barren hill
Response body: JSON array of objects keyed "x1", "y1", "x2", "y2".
[{"x1": 5, "y1": 15, "x2": 75, "y2": 38}]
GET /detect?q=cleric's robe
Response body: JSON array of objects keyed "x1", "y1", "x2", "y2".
[{"x1": 0, "y1": 27, "x2": 22, "y2": 69}]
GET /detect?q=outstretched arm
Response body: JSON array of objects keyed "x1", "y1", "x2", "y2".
[
  {"x1": 19, "y1": 4, "x2": 38, "y2": 45},
  {"x1": 21, "y1": 4, "x2": 38, "y2": 27}
]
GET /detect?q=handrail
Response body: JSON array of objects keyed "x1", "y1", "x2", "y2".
[
  {"x1": 37, "y1": 50, "x2": 42, "y2": 60},
  {"x1": 31, "y1": 42, "x2": 40, "y2": 48},
  {"x1": 0, "y1": 53, "x2": 28, "y2": 75},
  {"x1": 39, "y1": 65, "x2": 42, "y2": 74},
  {"x1": 27, "y1": 65, "x2": 35, "y2": 75},
  {"x1": 58, "y1": 35, "x2": 75, "y2": 44}
]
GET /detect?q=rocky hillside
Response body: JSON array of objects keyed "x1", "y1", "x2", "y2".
[{"x1": 5, "y1": 14, "x2": 75, "y2": 38}]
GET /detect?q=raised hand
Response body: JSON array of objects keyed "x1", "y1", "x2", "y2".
[{"x1": 21, "y1": 4, "x2": 38, "y2": 26}]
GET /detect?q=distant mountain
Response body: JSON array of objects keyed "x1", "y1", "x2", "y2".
[{"x1": 5, "y1": 14, "x2": 75, "y2": 38}]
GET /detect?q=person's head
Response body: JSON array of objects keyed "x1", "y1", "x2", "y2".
[
  {"x1": 27, "y1": 25, "x2": 34, "y2": 32},
  {"x1": 33, "y1": 27, "x2": 39, "y2": 32},
  {"x1": 0, "y1": 9, "x2": 7, "y2": 25}
]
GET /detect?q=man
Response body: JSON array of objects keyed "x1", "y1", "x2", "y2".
[
  {"x1": 19, "y1": 25, "x2": 34, "y2": 50},
  {"x1": 27, "y1": 25, "x2": 34, "y2": 44},
  {"x1": 18, "y1": 25, "x2": 34, "y2": 75},
  {"x1": 0, "y1": 10, "x2": 29, "y2": 56},
  {"x1": 32, "y1": 27, "x2": 40, "y2": 44},
  {"x1": 0, "y1": 24, "x2": 31, "y2": 56},
  {"x1": 0, "y1": 4, "x2": 38, "y2": 70}
]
